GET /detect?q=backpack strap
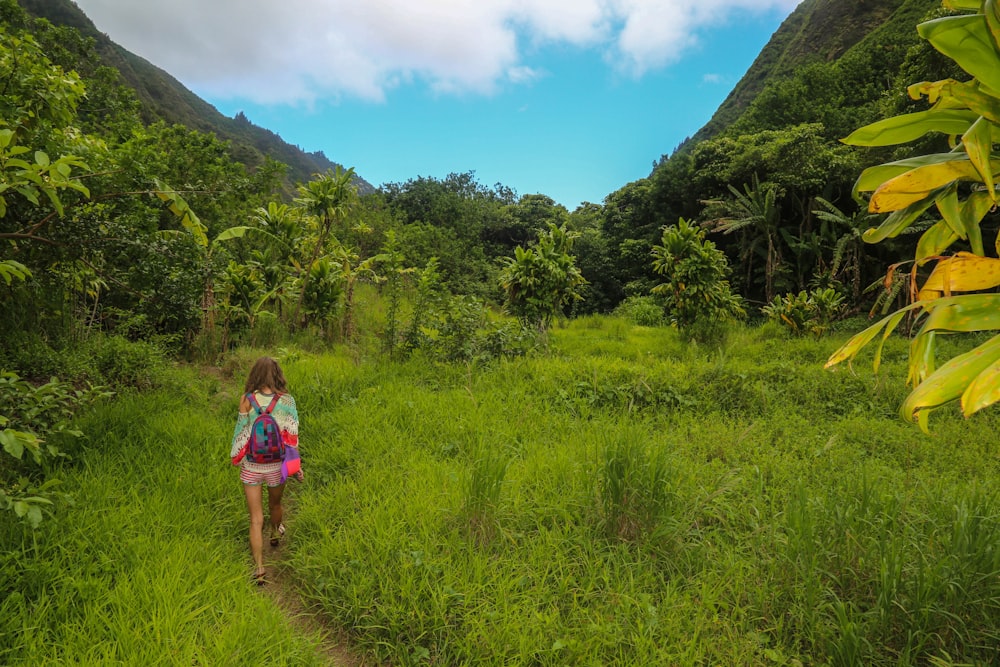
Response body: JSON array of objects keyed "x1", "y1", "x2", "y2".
[{"x1": 247, "y1": 392, "x2": 281, "y2": 415}]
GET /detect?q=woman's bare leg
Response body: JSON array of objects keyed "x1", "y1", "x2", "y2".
[
  {"x1": 243, "y1": 483, "x2": 265, "y2": 576},
  {"x1": 267, "y1": 483, "x2": 285, "y2": 536}
]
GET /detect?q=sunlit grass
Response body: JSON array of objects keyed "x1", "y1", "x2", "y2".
[
  {"x1": 4, "y1": 317, "x2": 1000, "y2": 664},
  {"x1": 0, "y1": 378, "x2": 328, "y2": 665}
]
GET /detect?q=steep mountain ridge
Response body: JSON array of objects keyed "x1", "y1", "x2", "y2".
[
  {"x1": 16, "y1": 0, "x2": 372, "y2": 191},
  {"x1": 687, "y1": 0, "x2": 938, "y2": 146}
]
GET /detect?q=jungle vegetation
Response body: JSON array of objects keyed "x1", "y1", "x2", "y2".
[{"x1": 5, "y1": 0, "x2": 1000, "y2": 663}]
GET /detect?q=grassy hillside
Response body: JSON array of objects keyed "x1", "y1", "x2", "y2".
[
  {"x1": 4, "y1": 317, "x2": 999, "y2": 664},
  {"x1": 16, "y1": 0, "x2": 373, "y2": 191}
]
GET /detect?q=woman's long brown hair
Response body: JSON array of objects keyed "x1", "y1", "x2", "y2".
[{"x1": 244, "y1": 357, "x2": 288, "y2": 393}]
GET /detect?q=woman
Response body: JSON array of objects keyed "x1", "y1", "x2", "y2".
[{"x1": 230, "y1": 356, "x2": 301, "y2": 584}]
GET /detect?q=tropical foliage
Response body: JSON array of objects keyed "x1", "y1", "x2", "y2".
[
  {"x1": 499, "y1": 223, "x2": 586, "y2": 330},
  {"x1": 651, "y1": 219, "x2": 745, "y2": 333},
  {"x1": 763, "y1": 287, "x2": 845, "y2": 336},
  {"x1": 827, "y1": 0, "x2": 1000, "y2": 430}
]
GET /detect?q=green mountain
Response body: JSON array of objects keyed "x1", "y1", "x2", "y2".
[
  {"x1": 687, "y1": 0, "x2": 941, "y2": 145},
  {"x1": 16, "y1": 0, "x2": 373, "y2": 192},
  {"x1": 603, "y1": 0, "x2": 964, "y2": 306}
]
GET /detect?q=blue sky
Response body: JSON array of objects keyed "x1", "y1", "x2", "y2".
[{"x1": 73, "y1": 0, "x2": 802, "y2": 209}]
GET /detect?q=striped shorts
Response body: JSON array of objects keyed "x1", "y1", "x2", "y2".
[{"x1": 240, "y1": 461, "x2": 283, "y2": 487}]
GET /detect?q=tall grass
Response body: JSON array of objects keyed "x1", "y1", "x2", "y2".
[
  {"x1": 5, "y1": 318, "x2": 1000, "y2": 664},
  {"x1": 0, "y1": 376, "x2": 329, "y2": 665}
]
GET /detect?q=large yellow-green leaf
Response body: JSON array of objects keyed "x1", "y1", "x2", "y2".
[
  {"x1": 824, "y1": 313, "x2": 894, "y2": 368},
  {"x1": 947, "y1": 80, "x2": 1000, "y2": 123},
  {"x1": 935, "y1": 185, "x2": 967, "y2": 239},
  {"x1": 853, "y1": 152, "x2": 965, "y2": 196},
  {"x1": 869, "y1": 157, "x2": 1000, "y2": 212},
  {"x1": 962, "y1": 190, "x2": 989, "y2": 255},
  {"x1": 908, "y1": 330, "x2": 937, "y2": 387},
  {"x1": 873, "y1": 309, "x2": 910, "y2": 373},
  {"x1": 916, "y1": 220, "x2": 960, "y2": 263},
  {"x1": 918, "y1": 251, "x2": 1000, "y2": 300},
  {"x1": 214, "y1": 226, "x2": 251, "y2": 242},
  {"x1": 862, "y1": 195, "x2": 939, "y2": 243},
  {"x1": 963, "y1": 118, "x2": 997, "y2": 200},
  {"x1": 825, "y1": 301, "x2": 922, "y2": 368},
  {"x1": 986, "y1": 0, "x2": 1000, "y2": 51},
  {"x1": 933, "y1": 184, "x2": 986, "y2": 255},
  {"x1": 900, "y1": 332, "x2": 1000, "y2": 426},
  {"x1": 917, "y1": 293, "x2": 1000, "y2": 334},
  {"x1": 153, "y1": 179, "x2": 207, "y2": 247},
  {"x1": 908, "y1": 79, "x2": 1000, "y2": 119},
  {"x1": 962, "y1": 348, "x2": 1000, "y2": 415},
  {"x1": 908, "y1": 78, "x2": 964, "y2": 104},
  {"x1": 944, "y1": 0, "x2": 984, "y2": 10},
  {"x1": 842, "y1": 109, "x2": 979, "y2": 146},
  {"x1": 918, "y1": 14, "x2": 1000, "y2": 93}
]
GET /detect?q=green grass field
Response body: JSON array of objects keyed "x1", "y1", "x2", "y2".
[{"x1": 3, "y1": 318, "x2": 1000, "y2": 665}]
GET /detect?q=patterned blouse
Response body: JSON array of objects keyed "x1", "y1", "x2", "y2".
[{"x1": 230, "y1": 392, "x2": 299, "y2": 468}]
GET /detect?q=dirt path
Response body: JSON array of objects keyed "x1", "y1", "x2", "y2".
[
  {"x1": 203, "y1": 365, "x2": 366, "y2": 666},
  {"x1": 261, "y1": 549, "x2": 365, "y2": 667}
]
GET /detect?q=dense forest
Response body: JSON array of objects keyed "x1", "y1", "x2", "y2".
[
  {"x1": 4, "y1": 0, "x2": 983, "y2": 351},
  {"x1": 2, "y1": 0, "x2": 996, "y2": 479},
  {"x1": 4, "y1": 0, "x2": 1000, "y2": 439},
  {"x1": 14, "y1": 0, "x2": 370, "y2": 191}
]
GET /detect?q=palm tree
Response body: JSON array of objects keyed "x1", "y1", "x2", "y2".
[
  {"x1": 707, "y1": 174, "x2": 784, "y2": 303},
  {"x1": 812, "y1": 197, "x2": 881, "y2": 305},
  {"x1": 291, "y1": 166, "x2": 357, "y2": 327}
]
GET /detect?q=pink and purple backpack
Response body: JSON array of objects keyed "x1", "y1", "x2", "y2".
[{"x1": 245, "y1": 393, "x2": 284, "y2": 464}]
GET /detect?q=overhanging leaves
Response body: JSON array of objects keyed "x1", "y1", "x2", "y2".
[
  {"x1": 918, "y1": 252, "x2": 1000, "y2": 300},
  {"x1": 853, "y1": 153, "x2": 962, "y2": 198},
  {"x1": 917, "y1": 293, "x2": 1000, "y2": 334},
  {"x1": 916, "y1": 220, "x2": 959, "y2": 263},
  {"x1": 152, "y1": 179, "x2": 207, "y2": 247},
  {"x1": 869, "y1": 157, "x2": 999, "y2": 212},
  {"x1": 918, "y1": 14, "x2": 1000, "y2": 92},
  {"x1": 825, "y1": 301, "x2": 923, "y2": 368},
  {"x1": 963, "y1": 117, "x2": 997, "y2": 199},
  {"x1": 901, "y1": 332, "x2": 1000, "y2": 427},
  {"x1": 842, "y1": 109, "x2": 978, "y2": 146}
]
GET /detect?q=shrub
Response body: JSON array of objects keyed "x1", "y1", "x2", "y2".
[
  {"x1": 0, "y1": 372, "x2": 112, "y2": 527},
  {"x1": 403, "y1": 295, "x2": 537, "y2": 363},
  {"x1": 499, "y1": 224, "x2": 586, "y2": 331},
  {"x1": 763, "y1": 287, "x2": 845, "y2": 337},
  {"x1": 614, "y1": 296, "x2": 665, "y2": 327},
  {"x1": 83, "y1": 335, "x2": 166, "y2": 390},
  {"x1": 651, "y1": 219, "x2": 745, "y2": 331}
]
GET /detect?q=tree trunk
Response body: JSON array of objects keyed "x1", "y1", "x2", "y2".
[{"x1": 342, "y1": 279, "x2": 355, "y2": 342}]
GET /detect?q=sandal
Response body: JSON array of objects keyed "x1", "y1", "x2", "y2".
[
  {"x1": 269, "y1": 523, "x2": 286, "y2": 547},
  {"x1": 253, "y1": 569, "x2": 266, "y2": 586}
]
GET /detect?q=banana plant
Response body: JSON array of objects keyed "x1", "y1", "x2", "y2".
[
  {"x1": 332, "y1": 243, "x2": 380, "y2": 342},
  {"x1": 291, "y1": 166, "x2": 358, "y2": 327},
  {"x1": 827, "y1": 0, "x2": 1000, "y2": 430}
]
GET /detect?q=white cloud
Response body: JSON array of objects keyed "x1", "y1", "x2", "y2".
[
  {"x1": 703, "y1": 73, "x2": 723, "y2": 84},
  {"x1": 72, "y1": 0, "x2": 801, "y2": 104},
  {"x1": 507, "y1": 65, "x2": 545, "y2": 85}
]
